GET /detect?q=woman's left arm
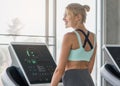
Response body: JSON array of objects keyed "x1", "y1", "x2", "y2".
[
  {"x1": 50, "y1": 33, "x2": 72, "y2": 86},
  {"x1": 88, "y1": 43, "x2": 97, "y2": 73}
]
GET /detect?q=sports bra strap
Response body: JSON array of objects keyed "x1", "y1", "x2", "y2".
[
  {"x1": 74, "y1": 31, "x2": 82, "y2": 45},
  {"x1": 76, "y1": 29, "x2": 93, "y2": 49}
]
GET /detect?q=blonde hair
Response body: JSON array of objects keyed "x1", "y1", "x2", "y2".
[{"x1": 66, "y1": 3, "x2": 90, "y2": 23}]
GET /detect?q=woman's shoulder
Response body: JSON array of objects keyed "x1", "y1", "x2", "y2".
[
  {"x1": 88, "y1": 30, "x2": 96, "y2": 35},
  {"x1": 64, "y1": 31, "x2": 75, "y2": 37},
  {"x1": 88, "y1": 30, "x2": 96, "y2": 38},
  {"x1": 88, "y1": 31, "x2": 97, "y2": 44},
  {"x1": 63, "y1": 31, "x2": 76, "y2": 44},
  {"x1": 61, "y1": 32, "x2": 75, "y2": 47},
  {"x1": 63, "y1": 31, "x2": 76, "y2": 38}
]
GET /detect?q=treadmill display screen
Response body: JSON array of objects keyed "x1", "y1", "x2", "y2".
[
  {"x1": 12, "y1": 44, "x2": 56, "y2": 84},
  {"x1": 107, "y1": 47, "x2": 120, "y2": 69}
]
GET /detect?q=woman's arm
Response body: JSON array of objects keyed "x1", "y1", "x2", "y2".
[
  {"x1": 88, "y1": 43, "x2": 97, "y2": 73},
  {"x1": 50, "y1": 33, "x2": 72, "y2": 86}
]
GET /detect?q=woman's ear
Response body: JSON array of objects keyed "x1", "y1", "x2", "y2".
[
  {"x1": 77, "y1": 14, "x2": 82, "y2": 21},
  {"x1": 75, "y1": 14, "x2": 82, "y2": 22}
]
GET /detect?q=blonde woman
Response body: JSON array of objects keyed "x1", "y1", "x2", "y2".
[{"x1": 51, "y1": 3, "x2": 97, "y2": 86}]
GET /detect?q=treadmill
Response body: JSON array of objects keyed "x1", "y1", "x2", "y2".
[
  {"x1": 100, "y1": 45, "x2": 120, "y2": 86},
  {"x1": 1, "y1": 42, "x2": 62, "y2": 86}
]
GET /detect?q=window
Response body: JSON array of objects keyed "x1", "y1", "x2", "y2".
[
  {"x1": 0, "y1": 0, "x2": 55, "y2": 85},
  {"x1": 0, "y1": 0, "x2": 99, "y2": 86}
]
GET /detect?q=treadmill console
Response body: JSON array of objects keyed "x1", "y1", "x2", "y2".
[{"x1": 9, "y1": 42, "x2": 57, "y2": 86}]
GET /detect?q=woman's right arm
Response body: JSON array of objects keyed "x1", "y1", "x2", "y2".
[{"x1": 50, "y1": 33, "x2": 72, "y2": 86}]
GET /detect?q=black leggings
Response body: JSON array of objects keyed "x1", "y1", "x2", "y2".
[{"x1": 62, "y1": 69, "x2": 95, "y2": 86}]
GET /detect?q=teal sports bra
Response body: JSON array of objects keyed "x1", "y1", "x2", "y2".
[{"x1": 68, "y1": 30, "x2": 95, "y2": 61}]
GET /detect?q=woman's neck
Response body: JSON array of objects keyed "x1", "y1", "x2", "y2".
[{"x1": 74, "y1": 23, "x2": 86, "y2": 30}]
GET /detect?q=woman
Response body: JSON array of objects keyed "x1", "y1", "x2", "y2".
[{"x1": 51, "y1": 3, "x2": 97, "y2": 86}]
